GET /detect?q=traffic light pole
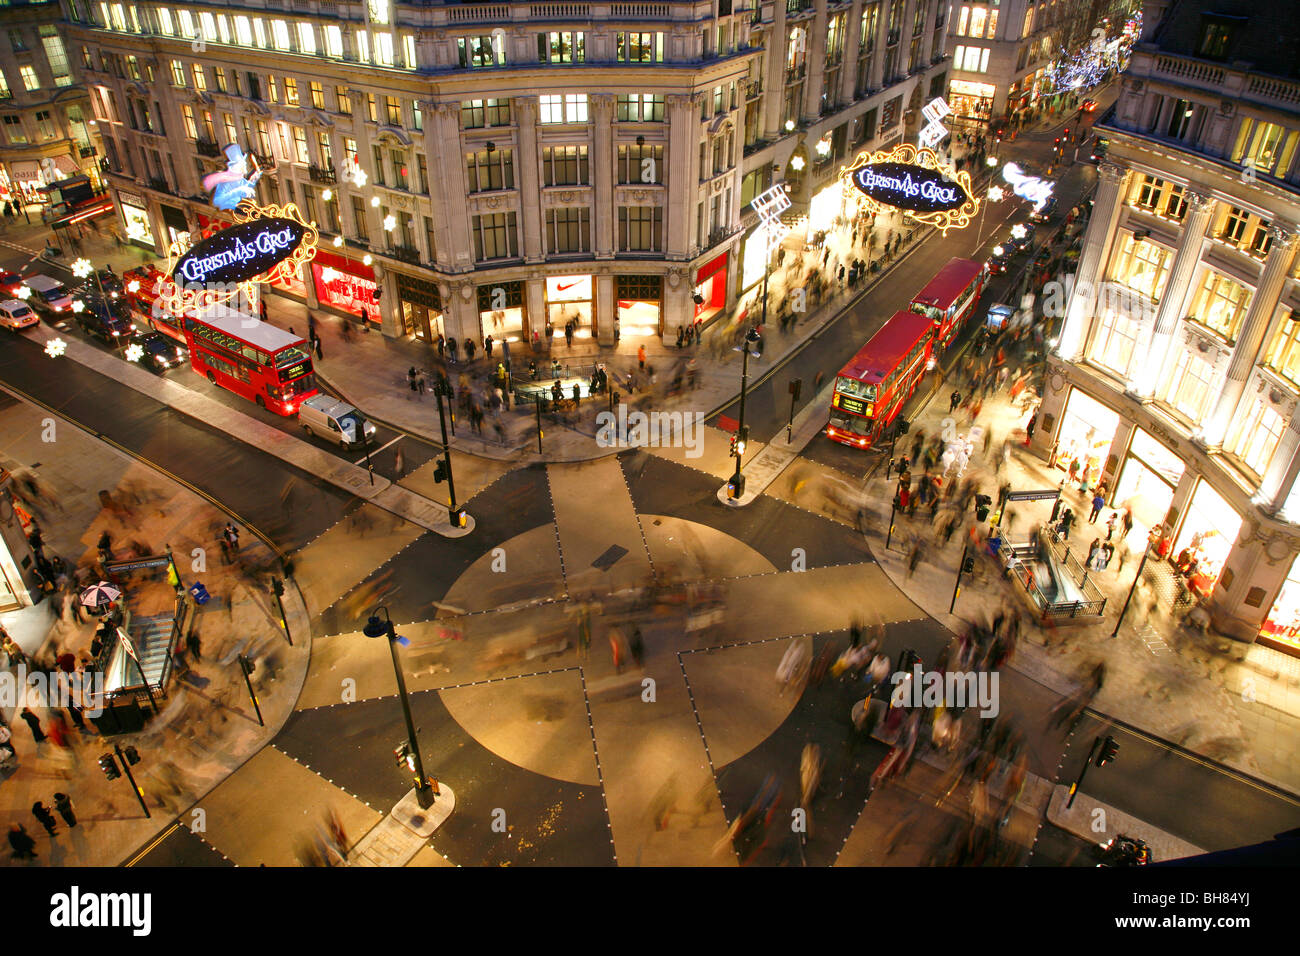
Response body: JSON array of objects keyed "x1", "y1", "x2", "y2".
[
  {"x1": 885, "y1": 496, "x2": 898, "y2": 551},
  {"x1": 1066, "y1": 736, "x2": 1102, "y2": 809},
  {"x1": 1111, "y1": 544, "x2": 1152, "y2": 638},
  {"x1": 114, "y1": 744, "x2": 151, "y2": 818},
  {"x1": 362, "y1": 434, "x2": 375, "y2": 485},
  {"x1": 433, "y1": 386, "x2": 461, "y2": 525},
  {"x1": 271, "y1": 577, "x2": 292, "y2": 646},
  {"x1": 238, "y1": 654, "x2": 264, "y2": 726},
  {"x1": 383, "y1": 618, "x2": 437, "y2": 810},
  {"x1": 950, "y1": 545, "x2": 969, "y2": 613},
  {"x1": 730, "y1": 341, "x2": 752, "y2": 496}
]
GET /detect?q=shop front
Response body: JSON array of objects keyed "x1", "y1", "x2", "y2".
[
  {"x1": 616, "y1": 274, "x2": 663, "y2": 338},
  {"x1": 478, "y1": 280, "x2": 527, "y2": 343},
  {"x1": 1171, "y1": 478, "x2": 1242, "y2": 595},
  {"x1": 1051, "y1": 387, "x2": 1119, "y2": 490},
  {"x1": 4, "y1": 160, "x2": 46, "y2": 205},
  {"x1": 545, "y1": 274, "x2": 594, "y2": 339},
  {"x1": 949, "y1": 80, "x2": 996, "y2": 123},
  {"x1": 805, "y1": 178, "x2": 848, "y2": 244},
  {"x1": 118, "y1": 190, "x2": 155, "y2": 248},
  {"x1": 1113, "y1": 427, "x2": 1184, "y2": 545},
  {"x1": 1259, "y1": 555, "x2": 1300, "y2": 657},
  {"x1": 160, "y1": 204, "x2": 191, "y2": 249},
  {"x1": 694, "y1": 252, "x2": 728, "y2": 324},
  {"x1": 0, "y1": 470, "x2": 38, "y2": 611},
  {"x1": 395, "y1": 272, "x2": 440, "y2": 339},
  {"x1": 314, "y1": 250, "x2": 377, "y2": 322}
]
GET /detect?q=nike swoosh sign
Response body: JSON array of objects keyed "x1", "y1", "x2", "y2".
[{"x1": 555, "y1": 280, "x2": 583, "y2": 292}]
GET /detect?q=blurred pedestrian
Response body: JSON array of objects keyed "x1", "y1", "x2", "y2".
[
  {"x1": 32, "y1": 801, "x2": 57, "y2": 836},
  {"x1": 19, "y1": 707, "x2": 44, "y2": 743},
  {"x1": 630, "y1": 626, "x2": 644, "y2": 667},
  {"x1": 8, "y1": 823, "x2": 36, "y2": 859},
  {"x1": 53, "y1": 793, "x2": 76, "y2": 827}
]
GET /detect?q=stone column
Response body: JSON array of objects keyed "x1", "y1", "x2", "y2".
[
  {"x1": 763, "y1": 0, "x2": 788, "y2": 140},
  {"x1": 515, "y1": 96, "x2": 544, "y2": 262},
  {"x1": 302, "y1": 260, "x2": 320, "y2": 309},
  {"x1": 1102, "y1": 419, "x2": 1137, "y2": 500},
  {"x1": 1199, "y1": 224, "x2": 1300, "y2": 447},
  {"x1": 841, "y1": 0, "x2": 864, "y2": 105},
  {"x1": 592, "y1": 94, "x2": 616, "y2": 259},
  {"x1": 432, "y1": 101, "x2": 474, "y2": 272},
  {"x1": 596, "y1": 272, "x2": 614, "y2": 346},
  {"x1": 1129, "y1": 189, "x2": 1215, "y2": 398},
  {"x1": 1259, "y1": 410, "x2": 1300, "y2": 514},
  {"x1": 376, "y1": 264, "x2": 401, "y2": 337},
  {"x1": 803, "y1": 0, "x2": 829, "y2": 122},
  {"x1": 525, "y1": 277, "x2": 545, "y2": 341},
  {"x1": 869, "y1": 1, "x2": 889, "y2": 90},
  {"x1": 1058, "y1": 162, "x2": 1129, "y2": 362},
  {"x1": 418, "y1": 99, "x2": 452, "y2": 271},
  {"x1": 666, "y1": 93, "x2": 697, "y2": 260}
]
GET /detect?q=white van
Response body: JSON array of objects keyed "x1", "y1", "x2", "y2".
[
  {"x1": 24, "y1": 275, "x2": 73, "y2": 317},
  {"x1": 299, "y1": 395, "x2": 377, "y2": 447}
]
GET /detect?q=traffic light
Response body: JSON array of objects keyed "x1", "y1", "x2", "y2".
[
  {"x1": 394, "y1": 741, "x2": 414, "y2": 771},
  {"x1": 270, "y1": 576, "x2": 284, "y2": 598},
  {"x1": 1095, "y1": 735, "x2": 1120, "y2": 767},
  {"x1": 962, "y1": 555, "x2": 976, "y2": 574},
  {"x1": 736, "y1": 425, "x2": 749, "y2": 457},
  {"x1": 99, "y1": 753, "x2": 120, "y2": 780},
  {"x1": 122, "y1": 745, "x2": 141, "y2": 766},
  {"x1": 974, "y1": 493, "x2": 992, "y2": 522},
  {"x1": 433, "y1": 459, "x2": 448, "y2": 483},
  {"x1": 896, "y1": 418, "x2": 909, "y2": 436}
]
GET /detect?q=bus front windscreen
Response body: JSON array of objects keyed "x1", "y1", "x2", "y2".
[
  {"x1": 835, "y1": 377, "x2": 875, "y2": 400},
  {"x1": 909, "y1": 303, "x2": 942, "y2": 322}
]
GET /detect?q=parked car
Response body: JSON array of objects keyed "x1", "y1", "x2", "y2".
[
  {"x1": 299, "y1": 395, "x2": 377, "y2": 447},
  {"x1": 24, "y1": 274, "x2": 73, "y2": 317},
  {"x1": 75, "y1": 269, "x2": 124, "y2": 301},
  {"x1": 133, "y1": 331, "x2": 187, "y2": 372},
  {"x1": 0, "y1": 298, "x2": 38, "y2": 331},
  {"x1": 987, "y1": 250, "x2": 1012, "y2": 275},
  {"x1": 74, "y1": 294, "x2": 135, "y2": 342},
  {"x1": 985, "y1": 303, "x2": 1016, "y2": 332}
]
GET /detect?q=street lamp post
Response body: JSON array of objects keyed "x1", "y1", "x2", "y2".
[
  {"x1": 431, "y1": 380, "x2": 464, "y2": 527},
  {"x1": 363, "y1": 607, "x2": 438, "y2": 809},
  {"x1": 729, "y1": 326, "x2": 762, "y2": 498}
]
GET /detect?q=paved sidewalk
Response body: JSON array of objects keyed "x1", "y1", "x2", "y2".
[
  {"x1": 853, "y1": 352, "x2": 1300, "y2": 797},
  {"x1": 0, "y1": 390, "x2": 313, "y2": 867}
]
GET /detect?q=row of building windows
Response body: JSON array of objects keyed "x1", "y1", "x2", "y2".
[{"x1": 467, "y1": 207, "x2": 664, "y2": 260}]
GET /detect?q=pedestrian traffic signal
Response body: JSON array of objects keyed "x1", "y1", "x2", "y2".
[
  {"x1": 433, "y1": 460, "x2": 448, "y2": 483},
  {"x1": 122, "y1": 746, "x2": 141, "y2": 766},
  {"x1": 270, "y1": 577, "x2": 284, "y2": 598},
  {"x1": 99, "y1": 754, "x2": 120, "y2": 780},
  {"x1": 394, "y1": 741, "x2": 415, "y2": 773},
  {"x1": 974, "y1": 494, "x2": 992, "y2": 522},
  {"x1": 1095, "y1": 735, "x2": 1120, "y2": 767},
  {"x1": 727, "y1": 474, "x2": 746, "y2": 499},
  {"x1": 962, "y1": 555, "x2": 976, "y2": 574}
]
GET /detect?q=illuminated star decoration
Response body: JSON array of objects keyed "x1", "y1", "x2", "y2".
[
  {"x1": 320, "y1": 267, "x2": 340, "y2": 283},
  {"x1": 71, "y1": 300, "x2": 85, "y2": 313},
  {"x1": 125, "y1": 220, "x2": 150, "y2": 242},
  {"x1": 1010, "y1": 224, "x2": 1028, "y2": 240},
  {"x1": 127, "y1": 280, "x2": 140, "y2": 293},
  {"x1": 72, "y1": 258, "x2": 94, "y2": 279},
  {"x1": 45, "y1": 338, "x2": 67, "y2": 358},
  {"x1": 342, "y1": 158, "x2": 368, "y2": 188},
  {"x1": 383, "y1": 214, "x2": 396, "y2": 232},
  {"x1": 125, "y1": 343, "x2": 144, "y2": 363},
  {"x1": 15, "y1": 284, "x2": 31, "y2": 300}
]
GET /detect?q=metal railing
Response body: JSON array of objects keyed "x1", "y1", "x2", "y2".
[
  {"x1": 195, "y1": 138, "x2": 221, "y2": 157},
  {"x1": 308, "y1": 163, "x2": 337, "y2": 184}
]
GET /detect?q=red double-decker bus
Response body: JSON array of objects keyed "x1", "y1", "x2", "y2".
[
  {"x1": 182, "y1": 306, "x2": 318, "y2": 415},
  {"x1": 909, "y1": 257, "x2": 986, "y2": 351},
  {"x1": 827, "y1": 311, "x2": 934, "y2": 448},
  {"x1": 123, "y1": 265, "x2": 180, "y2": 341}
]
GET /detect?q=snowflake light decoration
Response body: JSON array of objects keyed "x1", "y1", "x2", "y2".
[
  {"x1": 45, "y1": 338, "x2": 67, "y2": 358},
  {"x1": 125, "y1": 343, "x2": 144, "y2": 363}
]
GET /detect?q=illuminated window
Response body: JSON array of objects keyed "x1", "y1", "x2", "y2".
[
  {"x1": 310, "y1": 82, "x2": 325, "y2": 110},
  {"x1": 235, "y1": 16, "x2": 251, "y2": 46},
  {"x1": 1266, "y1": 310, "x2": 1300, "y2": 387},
  {"x1": 298, "y1": 23, "x2": 316, "y2": 55},
  {"x1": 292, "y1": 126, "x2": 309, "y2": 164},
  {"x1": 272, "y1": 20, "x2": 290, "y2": 52},
  {"x1": 384, "y1": 96, "x2": 401, "y2": 126},
  {"x1": 538, "y1": 31, "x2": 586, "y2": 63},
  {"x1": 1232, "y1": 119, "x2": 1299, "y2": 179},
  {"x1": 376, "y1": 33, "x2": 394, "y2": 66},
  {"x1": 253, "y1": 19, "x2": 266, "y2": 49},
  {"x1": 284, "y1": 78, "x2": 299, "y2": 107},
  {"x1": 200, "y1": 12, "x2": 216, "y2": 41},
  {"x1": 968, "y1": 6, "x2": 987, "y2": 38},
  {"x1": 539, "y1": 94, "x2": 587, "y2": 124},
  {"x1": 460, "y1": 98, "x2": 511, "y2": 129},
  {"x1": 1107, "y1": 233, "x2": 1172, "y2": 301},
  {"x1": 458, "y1": 35, "x2": 506, "y2": 68},
  {"x1": 465, "y1": 147, "x2": 514, "y2": 192},
  {"x1": 170, "y1": 59, "x2": 185, "y2": 87},
  {"x1": 1187, "y1": 269, "x2": 1253, "y2": 342},
  {"x1": 324, "y1": 25, "x2": 343, "y2": 58},
  {"x1": 19, "y1": 66, "x2": 39, "y2": 91},
  {"x1": 1159, "y1": 349, "x2": 1217, "y2": 423},
  {"x1": 41, "y1": 27, "x2": 71, "y2": 87},
  {"x1": 158, "y1": 8, "x2": 175, "y2": 35},
  {"x1": 617, "y1": 32, "x2": 664, "y2": 63},
  {"x1": 182, "y1": 105, "x2": 197, "y2": 139},
  {"x1": 214, "y1": 68, "x2": 227, "y2": 92},
  {"x1": 178, "y1": 10, "x2": 195, "y2": 38},
  {"x1": 404, "y1": 35, "x2": 416, "y2": 68},
  {"x1": 1228, "y1": 398, "x2": 1286, "y2": 477},
  {"x1": 617, "y1": 94, "x2": 665, "y2": 122},
  {"x1": 1087, "y1": 306, "x2": 1141, "y2": 378},
  {"x1": 337, "y1": 87, "x2": 352, "y2": 115},
  {"x1": 191, "y1": 64, "x2": 206, "y2": 91}
]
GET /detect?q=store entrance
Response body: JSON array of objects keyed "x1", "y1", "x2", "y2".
[
  {"x1": 1113, "y1": 428, "x2": 1183, "y2": 549},
  {"x1": 1052, "y1": 387, "x2": 1119, "y2": 491},
  {"x1": 1171, "y1": 479, "x2": 1242, "y2": 597}
]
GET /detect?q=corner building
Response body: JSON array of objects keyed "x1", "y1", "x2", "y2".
[
  {"x1": 60, "y1": 0, "x2": 948, "y2": 348},
  {"x1": 1034, "y1": 0, "x2": 1300, "y2": 651}
]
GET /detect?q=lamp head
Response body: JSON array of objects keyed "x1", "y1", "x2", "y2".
[{"x1": 362, "y1": 614, "x2": 389, "y2": 638}]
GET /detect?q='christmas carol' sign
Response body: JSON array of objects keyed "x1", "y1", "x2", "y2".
[
  {"x1": 173, "y1": 218, "x2": 308, "y2": 286},
  {"x1": 843, "y1": 144, "x2": 978, "y2": 235}
]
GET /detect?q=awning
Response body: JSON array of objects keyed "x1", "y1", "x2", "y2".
[
  {"x1": 7, "y1": 161, "x2": 40, "y2": 182},
  {"x1": 53, "y1": 155, "x2": 78, "y2": 176}
]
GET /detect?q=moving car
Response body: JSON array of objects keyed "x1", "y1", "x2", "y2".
[
  {"x1": 986, "y1": 250, "x2": 1012, "y2": 275},
  {"x1": 298, "y1": 394, "x2": 377, "y2": 447},
  {"x1": 0, "y1": 298, "x2": 38, "y2": 330},
  {"x1": 75, "y1": 269, "x2": 125, "y2": 300},
  {"x1": 1081, "y1": 98, "x2": 1098, "y2": 113},
  {"x1": 985, "y1": 303, "x2": 1016, "y2": 332},
  {"x1": 133, "y1": 331, "x2": 187, "y2": 372},
  {"x1": 1087, "y1": 136, "x2": 1109, "y2": 164},
  {"x1": 1028, "y1": 197, "x2": 1059, "y2": 223},
  {"x1": 0, "y1": 272, "x2": 25, "y2": 297},
  {"x1": 24, "y1": 274, "x2": 73, "y2": 317}
]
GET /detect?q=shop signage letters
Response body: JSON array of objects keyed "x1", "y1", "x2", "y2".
[{"x1": 173, "y1": 218, "x2": 307, "y2": 286}]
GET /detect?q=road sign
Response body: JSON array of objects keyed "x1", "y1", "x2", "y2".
[{"x1": 1005, "y1": 489, "x2": 1062, "y2": 502}]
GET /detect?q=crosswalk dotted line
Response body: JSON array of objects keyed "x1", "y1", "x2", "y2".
[
  {"x1": 271, "y1": 743, "x2": 375, "y2": 809},
  {"x1": 294, "y1": 665, "x2": 585, "y2": 710},
  {"x1": 576, "y1": 668, "x2": 618, "y2": 861},
  {"x1": 676, "y1": 651, "x2": 741, "y2": 866},
  {"x1": 542, "y1": 468, "x2": 570, "y2": 598}
]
